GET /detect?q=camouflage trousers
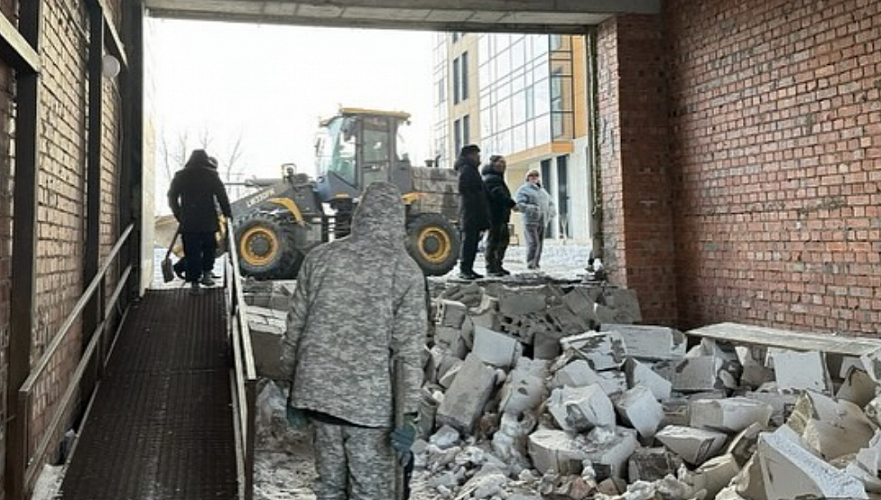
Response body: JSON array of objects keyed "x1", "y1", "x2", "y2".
[{"x1": 312, "y1": 420, "x2": 394, "y2": 500}]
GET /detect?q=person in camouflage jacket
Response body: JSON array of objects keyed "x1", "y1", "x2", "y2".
[{"x1": 281, "y1": 181, "x2": 427, "y2": 500}]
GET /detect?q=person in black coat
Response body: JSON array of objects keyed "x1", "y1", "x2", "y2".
[
  {"x1": 454, "y1": 144, "x2": 489, "y2": 280},
  {"x1": 168, "y1": 149, "x2": 233, "y2": 294},
  {"x1": 482, "y1": 155, "x2": 518, "y2": 277}
]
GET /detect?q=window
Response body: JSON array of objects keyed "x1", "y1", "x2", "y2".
[
  {"x1": 437, "y1": 77, "x2": 446, "y2": 104},
  {"x1": 550, "y1": 34, "x2": 563, "y2": 51},
  {"x1": 557, "y1": 155, "x2": 569, "y2": 237},
  {"x1": 454, "y1": 119, "x2": 462, "y2": 156},
  {"x1": 453, "y1": 57, "x2": 461, "y2": 104},
  {"x1": 452, "y1": 32, "x2": 461, "y2": 43},
  {"x1": 462, "y1": 115, "x2": 470, "y2": 145},
  {"x1": 461, "y1": 51, "x2": 470, "y2": 101}
]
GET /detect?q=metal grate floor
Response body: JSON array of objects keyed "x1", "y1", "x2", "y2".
[{"x1": 60, "y1": 288, "x2": 238, "y2": 500}]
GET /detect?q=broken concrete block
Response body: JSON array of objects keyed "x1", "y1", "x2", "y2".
[
  {"x1": 787, "y1": 390, "x2": 875, "y2": 460},
  {"x1": 527, "y1": 428, "x2": 588, "y2": 475},
  {"x1": 681, "y1": 453, "x2": 741, "y2": 500},
  {"x1": 690, "y1": 397, "x2": 773, "y2": 433},
  {"x1": 836, "y1": 367, "x2": 878, "y2": 407},
  {"x1": 434, "y1": 325, "x2": 468, "y2": 359},
  {"x1": 733, "y1": 454, "x2": 766, "y2": 500},
  {"x1": 655, "y1": 356, "x2": 722, "y2": 393},
  {"x1": 581, "y1": 427, "x2": 639, "y2": 480},
  {"x1": 757, "y1": 430, "x2": 869, "y2": 500},
  {"x1": 655, "y1": 425, "x2": 728, "y2": 466},
  {"x1": 600, "y1": 324, "x2": 686, "y2": 361},
  {"x1": 495, "y1": 285, "x2": 547, "y2": 316},
  {"x1": 472, "y1": 326, "x2": 520, "y2": 368},
  {"x1": 625, "y1": 358, "x2": 673, "y2": 401},
  {"x1": 661, "y1": 399, "x2": 691, "y2": 427},
  {"x1": 628, "y1": 447, "x2": 683, "y2": 483},
  {"x1": 248, "y1": 319, "x2": 286, "y2": 380},
  {"x1": 770, "y1": 350, "x2": 831, "y2": 393},
  {"x1": 743, "y1": 389, "x2": 798, "y2": 427},
  {"x1": 548, "y1": 384, "x2": 615, "y2": 432},
  {"x1": 438, "y1": 359, "x2": 463, "y2": 389},
  {"x1": 551, "y1": 359, "x2": 627, "y2": 396},
  {"x1": 865, "y1": 394, "x2": 881, "y2": 427},
  {"x1": 615, "y1": 386, "x2": 663, "y2": 439},
  {"x1": 436, "y1": 299, "x2": 468, "y2": 328},
  {"x1": 725, "y1": 422, "x2": 764, "y2": 466},
  {"x1": 560, "y1": 331, "x2": 628, "y2": 371},
  {"x1": 499, "y1": 358, "x2": 549, "y2": 416},
  {"x1": 436, "y1": 354, "x2": 497, "y2": 434},
  {"x1": 602, "y1": 288, "x2": 642, "y2": 324},
  {"x1": 469, "y1": 295, "x2": 500, "y2": 330},
  {"x1": 736, "y1": 345, "x2": 774, "y2": 389},
  {"x1": 533, "y1": 330, "x2": 564, "y2": 359}
]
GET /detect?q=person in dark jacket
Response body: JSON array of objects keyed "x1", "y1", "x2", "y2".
[
  {"x1": 481, "y1": 155, "x2": 518, "y2": 277},
  {"x1": 168, "y1": 149, "x2": 233, "y2": 294},
  {"x1": 454, "y1": 144, "x2": 489, "y2": 280}
]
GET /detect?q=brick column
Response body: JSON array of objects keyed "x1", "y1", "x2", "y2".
[{"x1": 597, "y1": 15, "x2": 678, "y2": 325}]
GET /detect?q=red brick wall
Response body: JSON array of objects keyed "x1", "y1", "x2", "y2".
[
  {"x1": 598, "y1": 15, "x2": 678, "y2": 326},
  {"x1": 666, "y1": 0, "x2": 881, "y2": 334}
]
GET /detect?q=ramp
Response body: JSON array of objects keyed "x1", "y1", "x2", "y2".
[{"x1": 60, "y1": 288, "x2": 238, "y2": 500}]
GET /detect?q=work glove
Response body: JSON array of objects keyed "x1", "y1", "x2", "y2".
[{"x1": 391, "y1": 413, "x2": 419, "y2": 465}]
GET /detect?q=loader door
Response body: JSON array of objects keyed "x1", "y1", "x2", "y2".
[{"x1": 359, "y1": 115, "x2": 393, "y2": 188}]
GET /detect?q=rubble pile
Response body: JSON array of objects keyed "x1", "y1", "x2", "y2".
[{"x1": 416, "y1": 282, "x2": 881, "y2": 500}]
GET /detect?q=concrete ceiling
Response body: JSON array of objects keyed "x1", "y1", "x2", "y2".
[{"x1": 144, "y1": 0, "x2": 661, "y2": 32}]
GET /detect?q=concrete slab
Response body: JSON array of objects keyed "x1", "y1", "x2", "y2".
[
  {"x1": 472, "y1": 326, "x2": 520, "y2": 368},
  {"x1": 601, "y1": 324, "x2": 686, "y2": 361},
  {"x1": 436, "y1": 354, "x2": 497, "y2": 434},
  {"x1": 770, "y1": 350, "x2": 831, "y2": 393},
  {"x1": 690, "y1": 397, "x2": 773, "y2": 433},
  {"x1": 548, "y1": 384, "x2": 615, "y2": 432},
  {"x1": 615, "y1": 386, "x2": 663, "y2": 439},
  {"x1": 560, "y1": 331, "x2": 628, "y2": 371},
  {"x1": 655, "y1": 356, "x2": 721, "y2": 393},
  {"x1": 655, "y1": 425, "x2": 728, "y2": 466},
  {"x1": 624, "y1": 358, "x2": 673, "y2": 401}
]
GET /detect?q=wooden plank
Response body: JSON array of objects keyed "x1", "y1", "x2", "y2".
[
  {"x1": 686, "y1": 322, "x2": 881, "y2": 357},
  {"x1": 0, "y1": 12, "x2": 40, "y2": 74}
]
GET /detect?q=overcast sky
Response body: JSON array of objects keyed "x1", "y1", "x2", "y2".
[{"x1": 146, "y1": 18, "x2": 436, "y2": 202}]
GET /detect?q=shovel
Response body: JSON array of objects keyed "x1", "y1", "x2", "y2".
[{"x1": 161, "y1": 227, "x2": 181, "y2": 283}]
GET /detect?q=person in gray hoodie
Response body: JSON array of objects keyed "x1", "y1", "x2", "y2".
[{"x1": 515, "y1": 169, "x2": 556, "y2": 270}]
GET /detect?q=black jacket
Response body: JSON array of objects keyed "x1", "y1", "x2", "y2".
[
  {"x1": 168, "y1": 162, "x2": 233, "y2": 233},
  {"x1": 455, "y1": 157, "x2": 490, "y2": 232},
  {"x1": 481, "y1": 165, "x2": 517, "y2": 225}
]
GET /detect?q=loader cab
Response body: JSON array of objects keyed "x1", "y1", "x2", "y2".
[{"x1": 314, "y1": 108, "x2": 414, "y2": 203}]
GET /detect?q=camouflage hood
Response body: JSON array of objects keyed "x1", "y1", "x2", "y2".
[{"x1": 350, "y1": 182, "x2": 406, "y2": 247}]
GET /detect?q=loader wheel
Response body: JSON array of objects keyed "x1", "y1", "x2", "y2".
[
  {"x1": 406, "y1": 213, "x2": 460, "y2": 276},
  {"x1": 235, "y1": 213, "x2": 302, "y2": 280}
]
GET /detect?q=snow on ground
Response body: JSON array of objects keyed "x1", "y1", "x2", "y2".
[{"x1": 31, "y1": 465, "x2": 64, "y2": 500}]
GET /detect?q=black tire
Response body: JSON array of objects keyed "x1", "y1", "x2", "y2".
[
  {"x1": 406, "y1": 213, "x2": 460, "y2": 276},
  {"x1": 234, "y1": 212, "x2": 303, "y2": 280}
]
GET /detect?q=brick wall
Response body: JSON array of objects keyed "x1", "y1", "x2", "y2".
[
  {"x1": 666, "y1": 0, "x2": 881, "y2": 334},
  {"x1": 598, "y1": 15, "x2": 678, "y2": 325},
  {"x1": 101, "y1": 76, "x2": 121, "y2": 302}
]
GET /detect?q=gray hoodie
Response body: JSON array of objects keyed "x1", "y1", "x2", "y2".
[{"x1": 281, "y1": 182, "x2": 427, "y2": 427}]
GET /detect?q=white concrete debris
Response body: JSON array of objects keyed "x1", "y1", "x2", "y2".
[
  {"x1": 690, "y1": 397, "x2": 773, "y2": 433},
  {"x1": 615, "y1": 387, "x2": 663, "y2": 439},
  {"x1": 581, "y1": 427, "x2": 639, "y2": 480},
  {"x1": 680, "y1": 453, "x2": 741, "y2": 500},
  {"x1": 600, "y1": 324, "x2": 686, "y2": 361},
  {"x1": 655, "y1": 356, "x2": 722, "y2": 393},
  {"x1": 527, "y1": 428, "x2": 587, "y2": 475},
  {"x1": 655, "y1": 425, "x2": 728, "y2": 465},
  {"x1": 547, "y1": 384, "x2": 615, "y2": 432},
  {"x1": 551, "y1": 359, "x2": 627, "y2": 396},
  {"x1": 437, "y1": 299, "x2": 468, "y2": 328},
  {"x1": 836, "y1": 366, "x2": 878, "y2": 407},
  {"x1": 769, "y1": 349, "x2": 831, "y2": 393},
  {"x1": 787, "y1": 390, "x2": 875, "y2": 460},
  {"x1": 624, "y1": 358, "x2": 672, "y2": 401},
  {"x1": 560, "y1": 331, "x2": 628, "y2": 371},
  {"x1": 472, "y1": 326, "x2": 521, "y2": 368},
  {"x1": 627, "y1": 448, "x2": 683, "y2": 483},
  {"x1": 435, "y1": 354, "x2": 497, "y2": 434},
  {"x1": 757, "y1": 430, "x2": 869, "y2": 500},
  {"x1": 499, "y1": 358, "x2": 548, "y2": 416}
]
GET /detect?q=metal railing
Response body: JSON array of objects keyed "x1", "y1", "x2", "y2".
[
  {"x1": 16, "y1": 222, "x2": 135, "y2": 498},
  {"x1": 225, "y1": 220, "x2": 258, "y2": 500}
]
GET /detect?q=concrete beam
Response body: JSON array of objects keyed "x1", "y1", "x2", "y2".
[
  {"x1": 0, "y1": 12, "x2": 40, "y2": 74},
  {"x1": 144, "y1": 0, "x2": 660, "y2": 31}
]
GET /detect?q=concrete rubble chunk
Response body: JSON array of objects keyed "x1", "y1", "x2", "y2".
[
  {"x1": 580, "y1": 427, "x2": 639, "y2": 480},
  {"x1": 601, "y1": 288, "x2": 642, "y2": 324},
  {"x1": 787, "y1": 390, "x2": 875, "y2": 460},
  {"x1": 600, "y1": 324, "x2": 687, "y2": 361},
  {"x1": 499, "y1": 358, "x2": 548, "y2": 416},
  {"x1": 733, "y1": 454, "x2": 767, "y2": 500},
  {"x1": 436, "y1": 354, "x2": 497, "y2": 434},
  {"x1": 472, "y1": 326, "x2": 520, "y2": 368},
  {"x1": 551, "y1": 359, "x2": 627, "y2": 396},
  {"x1": 655, "y1": 425, "x2": 728, "y2": 466},
  {"x1": 438, "y1": 358, "x2": 463, "y2": 389},
  {"x1": 736, "y1": 345, "x2": 774, "y2": 389},
  {"x1": 865, "y1": 394, "x2": 881, "y2": 428},
  {"x1": 625, "y1": 358, "x2": 672, "y2": 401},
  {"x1": 527, "y1": 428, "x2": 587, "y2": 475},
  {"x1": 560, "y1": 331, "x2": 628, "y2": 371},
  {"x1": 429, "y1": 425, "x2": 461, "y2": 449},
  {"x1": 628, "y1": 447, "x2": 683, "y2": 483},
  {"x1": 614, "y1": 386, "x2": 663, "y2": 439},
  {"x1": 437, "y1": 299, "x2": 468, "y2": 328},
  {"x1": 836, "y1": 367, "x2": 878, "y2": 407},
  {"x1": 548, "y1": 384, "x2": 615, "y2": 432},
  {"x1": 769, "y1": 349, "x2": 831, "y2": 393},
  {"x1": 681, "y1": 453, "x2": 741, "y2": 500},
  {"x1": 434, "y1": 325, "x2": 468, "y2": 359},
  {"x1": 655, "y1": 356, "x2": 722, "y2": 393},
  {"x1": 757, "y1": 430, "x2": 869, "y2": 500},
  {"x1": 690, "y1": 397, "x2": 773, "y2": 433},
  {"x1": 725, "y1": 422, "x2": 764, "y2": 466},
  {"x1": 743, "y1": 389, "x2": 797, "y2": 427},
  {"x1": 495, "y1": 285, "x2": 547, "y2": 316},
  {"x1": 248, "y1": 310, "x2": 286, "y2": 380}
]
